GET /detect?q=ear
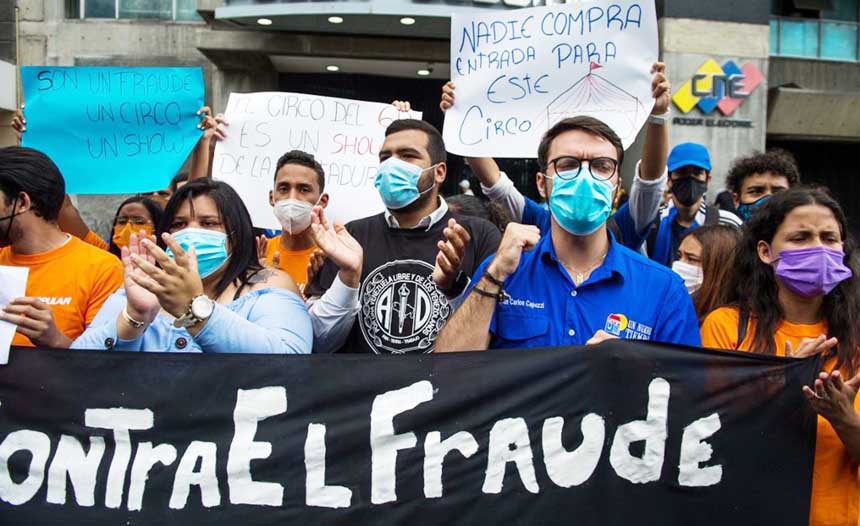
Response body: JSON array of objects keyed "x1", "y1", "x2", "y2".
[
  {"x1": 434, "y1": 162, "x2": 447, "y2": 184},
  {"x1": 319, "y1": 193, "x2": 330, "y2": 209},
  {"x1": 757, "y1": 240, "x2": 773, "y2": 265},
  {"x1": 536, "y1": 172, "x2": 549, "y2": 200},
  {"x1": 16, "y1": 192, "x2": 31, "y2": 214},
  {"x1": 732, "y1": 192, "x2": 740, "y2": 208},
  {"x1": 268, "y1": 190, "x2": 274, "y2": 207}
]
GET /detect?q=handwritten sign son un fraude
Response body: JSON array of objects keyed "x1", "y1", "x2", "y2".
[
  {"x1": 443, "y1": 0, "x2": 657, "y2": 158},
  {"x1": 21, "y1": 66, "x2": 204, "y2": 194}
]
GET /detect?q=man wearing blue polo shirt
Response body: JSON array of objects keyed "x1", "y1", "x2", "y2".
[{"x1": 435, "y1": 116, "x2": 701, "y2": 351}]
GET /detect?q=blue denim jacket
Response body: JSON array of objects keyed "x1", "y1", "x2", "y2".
[{"x1": 71, "y1": 287, "x2": 312, "y2": 354}]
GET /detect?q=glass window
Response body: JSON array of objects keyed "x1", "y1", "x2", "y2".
[
  {"x1": 822, "y1": 0, "x2": 859, "y2": 22},
  {"x1": 85, "y1": 0, "x2": 115, "y2": 18},
  {"x1": 176, "y1": 0, "x2": 202, "y2": 21},
  {"x1": 779, "y1": 18, "x2": 820, "y2": 57},
  {"x1": 118, "y1": 0, "x2": 171, "y2": 19},
  {"x1": 821, "y1": 21, "x2": 859, "y2": 60}
]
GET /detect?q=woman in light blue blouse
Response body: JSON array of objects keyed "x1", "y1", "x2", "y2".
[{"x1": 72, "y1": 179, "x2": 312, "y2": 354}]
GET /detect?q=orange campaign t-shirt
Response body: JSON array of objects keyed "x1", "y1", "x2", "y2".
[
  {"x1": 0, "y1": 235, "x2": 123, "y2": 347},
  {"x1": 265, "y1": 237, "x2": 318, "y2": 293},
  {"x1": 701, "y1": 306, "x2": 860, "y2": 526}
]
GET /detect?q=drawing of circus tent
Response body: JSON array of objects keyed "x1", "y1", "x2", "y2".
[{"x1": 546, "y1": 63, "x2": 646, "y2": 145}]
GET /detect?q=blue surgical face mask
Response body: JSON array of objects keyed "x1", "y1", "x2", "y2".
[
  {"x1": 735, "y1": 195, "x2": 769, "y2": 221},
  {"x1": 548, "y1": 164, "x2": 615, "y2": 236},
  {"x1": 167, "y1": 227, "x2": 229, "y2": 279},
  {"x1": 374, "y1": 157, "x2": 437, "y2": 210}
]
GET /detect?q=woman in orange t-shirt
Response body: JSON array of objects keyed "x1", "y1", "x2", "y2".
[{"x1": 701, "y1": 186, "x2": 860, "y2": 526}]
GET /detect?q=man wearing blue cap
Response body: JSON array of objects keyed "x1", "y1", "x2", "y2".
[{"x1": 632, "y1": 142, "x2": 741, "y2": 267}]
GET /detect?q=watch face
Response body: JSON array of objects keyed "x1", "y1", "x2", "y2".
[{"x1": 191, "y1": 295, "x2": 215, "y2": 319}]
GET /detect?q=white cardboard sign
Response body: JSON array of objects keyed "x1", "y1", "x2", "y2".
[
  {"x1": 443, "y1": 0, "x2": 658, "y2": 157},
  {"x1": 213, "y1": 92, "x2": 421, "y2": 230}
]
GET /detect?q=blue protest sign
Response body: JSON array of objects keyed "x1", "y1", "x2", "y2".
[{"x1": 20, "y1": 66, "x2": 204, "y2": 194}]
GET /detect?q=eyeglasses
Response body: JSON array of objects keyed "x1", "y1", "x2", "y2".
[
  {"x1": 546, "y1": 156, "x2": 618, "y2": 181},
  {"x1": 116, "y1": 216, "x2": 152, "y2": 226}
]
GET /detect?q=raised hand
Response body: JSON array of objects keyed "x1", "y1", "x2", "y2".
[
  {"x1": 432, "y1": 218, "x2": 471, "y2": 293},
  {"x1": 803, "y1": 370, "x2": 860, "y2": 427},
  {"x1": 487, "y1": 223, "x2": 540, "y2": 281},
  {"x1": 121, "y1": 231, "x2": 162, "y2": 323},
  {"x1": 10, "y1": 105, "x2": 25, "y2": 144},
  {"x1": 650, "y1": 62, "x2": 671, "y2": 116},
  {"x1": 128, "y1": 232, "x2": 205, "y2": 318},
  {"x1": 440, "y1": 81, "x2": 455, "y2": 112},
  {"x1": 197, "y1": 106, "x2": 228, "y2": 142},
  {"x1": 308, "y1": 206, "x2": 363, "y2": 287},
  {"x1": 391, "y1": 100, "x2": 412, "y2": 113}
]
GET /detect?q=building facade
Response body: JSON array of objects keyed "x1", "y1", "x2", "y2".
[{"x1": 2, "y1": 0, "x2": 859, "y2": 233}]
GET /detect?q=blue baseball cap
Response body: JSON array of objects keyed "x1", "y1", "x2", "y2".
[{"x1": 667, "y1": 143, "x2": 711, "y2": 173}]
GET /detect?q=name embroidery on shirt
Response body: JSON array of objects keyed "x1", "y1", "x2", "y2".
[
  {"x1": 499, "y1": 297, "x2": 545, "y2": 310},
  {"x1": 605, "y1": 313, "x2": 653, "y2": 340}
]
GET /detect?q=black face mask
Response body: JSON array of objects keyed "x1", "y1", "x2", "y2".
[{"x1": 671, "y1": 177, "x2": 708, "y2": 207}]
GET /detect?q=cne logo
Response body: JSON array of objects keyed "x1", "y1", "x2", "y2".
[{"x1": 672, "y1": 59, "x2": 763, "y2": 117}]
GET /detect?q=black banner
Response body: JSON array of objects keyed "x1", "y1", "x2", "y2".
[{"x1": 0, "y1": 342, "x2": 818, "y2": 525}]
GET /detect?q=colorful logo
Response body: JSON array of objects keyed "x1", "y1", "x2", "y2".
[
  {"x1": 672, "y1": 59, "x2": 764, "y2": 116},
  {"x1": 604, "y1": 313, "x2": 628, "y2": 336}
]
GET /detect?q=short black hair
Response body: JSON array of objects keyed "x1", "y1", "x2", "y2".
[
  {"x1": 538, "y1": 117, "x2": 624, "y2": 171},
  {"x1": 725, "y1": 148, "x2": 801, "y2": 195},
  {"x1": 0, "y1": 146, "x2": 65, "y2": 221},
  {"x1": 275, "y1": 150, "x2": 326, "y2": 193},
  {"x1": 384, "y1": 119, "x2": 447, "y2": 166}
]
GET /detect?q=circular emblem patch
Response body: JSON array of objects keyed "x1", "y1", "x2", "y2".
[{"x1": 359, "y1": 260, "x2": 451, "y2": 354}]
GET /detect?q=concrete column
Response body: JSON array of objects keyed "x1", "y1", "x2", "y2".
[{"x1": 658, "y1": 18, "x2": 770, "y2": 194}]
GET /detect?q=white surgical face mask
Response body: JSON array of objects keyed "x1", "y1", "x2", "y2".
[
  {"x1": 672, "y1": 260, "x2": 704, "y2": 295},
  {"x1": 273, "y1": 198, "x2": 317, "y2": 235}
]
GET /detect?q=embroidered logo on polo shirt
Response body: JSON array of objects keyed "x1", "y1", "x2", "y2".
[
  {"x1": 359, "y1": 260, "x2": 451, "y2": 355},
  {"x1": 605, "y1": 313, "x2": 653, "y2": 340}
]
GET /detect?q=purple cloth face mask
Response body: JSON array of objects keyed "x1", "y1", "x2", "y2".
[{"x1": 772, "y1": 246, "x2": 853, "y2": 297}]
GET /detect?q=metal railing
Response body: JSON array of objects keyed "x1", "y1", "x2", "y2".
[{"x1": 770, "y1": 16, "x2": 860, "y2": 62}]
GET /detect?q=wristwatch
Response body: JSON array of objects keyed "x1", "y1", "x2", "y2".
[{"x1": 173, "y1": 294, "x2": 216, "y2": 328}]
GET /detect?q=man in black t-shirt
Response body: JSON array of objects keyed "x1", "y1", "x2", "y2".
[{"x1": 306, "y1": 119, "x2": 500, "y2": 354}]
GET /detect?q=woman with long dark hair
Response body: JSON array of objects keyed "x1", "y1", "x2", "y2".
[
  {"x1": 671, "y1": 224, "x2": 741, "y2": 323},
  {"x1": 72, "y1": 179, "x2": 312, "y2": 354},
  {"x1": 701, "y1": 186, "x2": 860, "y2": 526}
]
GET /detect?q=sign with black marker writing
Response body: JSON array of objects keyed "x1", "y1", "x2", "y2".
[
  {"x1": 443, "y1": 0, "x2": 658, "y2": 157},
  {"x1": 213, "y1": 92, "x2": 421, "y2": 230},
  {"x1": 20, "y1": 66, "x2": 204, "y2": 194},
  {"x1": 0, "y1": 342, "x2": 816, "y2": 525}
]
